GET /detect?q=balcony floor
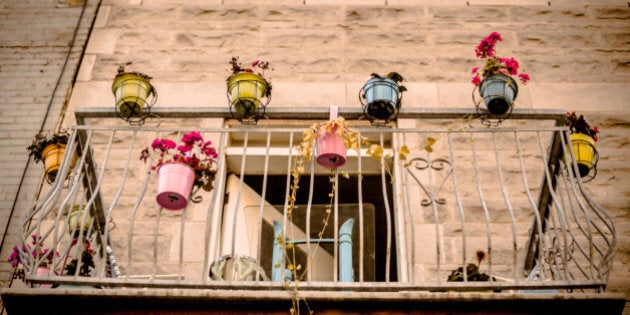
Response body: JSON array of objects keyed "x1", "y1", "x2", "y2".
[{"x1": 1, "y1": 288, "x2": 625, "y2": 314}]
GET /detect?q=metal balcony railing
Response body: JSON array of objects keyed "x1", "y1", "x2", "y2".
[{"x1": 10, "y1": 108, "x2": 616, "y2": 294}]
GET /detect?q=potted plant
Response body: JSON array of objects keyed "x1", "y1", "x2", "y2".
[
  {"x1": 111, "y1": 65, "x2": 156, "y2": 120},
  {"x1": 140, "y1": 131, "x2": 219, "y2": 210},
  {"x1": 227, "y1": 57, "x2": 273, "y2": 121},
  {"x1": 447, "y1": 250, "x2": 499, "y2": 292},
  {"x1": 565, "y1": 111, "x2": 599, "y2": 178},
  {"x1": 471, "y1": 32, "x2": 531, "y2": 116},
  {"x1": 63, "y1": 238, "x2": 95, "y2": 278},
  {"x1": 360, "y1": 72, "x2": 407, "y2": 125},
  {"x1": 7, "y1": 234, "x2": 59, "y2": 288},
  {"x1": 67, "y1": 205, "x2": 92, "y2": 237},
  {"x1": 27, "y1": 129, "x2": 77, "y2": 184}
]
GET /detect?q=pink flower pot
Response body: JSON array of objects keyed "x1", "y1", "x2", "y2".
[
  {"x1": 316, "y1": 126, "x2": 347, "y2": 168},
  {"x1": 156, "y1": 162, "x2": 195, "y2": 210},
  {"x1": 36, "y1": 266, "x2": 53, "y2": 288}
]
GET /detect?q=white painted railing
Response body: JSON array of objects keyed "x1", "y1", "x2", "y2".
[{"x1": 11, "y1": 108, "x2": 616, "y2": 293}]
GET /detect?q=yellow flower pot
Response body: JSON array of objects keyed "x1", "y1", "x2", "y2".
[
  {"x1": 227, "y1": 72, "x2": 268, "y2": 119},
  {"x1": 569, "y1": 133, "x2": 596, "y2": 177},
  {"x1": 41, "y1": 143, "x2": 77, "y2": 183},
  {"x1": 68, "y1": 206, "x2": 91, "y2": 236},
  {"x1": 112, "y1": 72, "x2": 154, "y2": 118}
]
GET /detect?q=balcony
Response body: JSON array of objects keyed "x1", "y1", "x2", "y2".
[{"x1": 1, "y1": 108, "x2": 623, "y2": 314}]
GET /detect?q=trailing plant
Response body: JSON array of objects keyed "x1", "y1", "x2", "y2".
[
  {"x1": 64, "y1": 238, "x2": 95, "y2": 277},
  {"x1": 27, "y1": 129, "x2": 71, "y2": 163}
]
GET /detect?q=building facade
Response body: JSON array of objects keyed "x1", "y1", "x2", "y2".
[{"x1": 1, "y1": 0, "x2": 628, "y2": 314}]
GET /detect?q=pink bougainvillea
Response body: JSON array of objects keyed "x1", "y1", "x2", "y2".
[{"x1": 471, "y1": 32, "x2": 530, "y2": 86}]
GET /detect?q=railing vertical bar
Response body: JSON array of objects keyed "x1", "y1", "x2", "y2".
[
  {"x1": 99, "y1": 129, "x2": 137, "y2": 278},
  {"x1": 255, "y1": 131, "x2": 273, "y2": 282},
  {"x1": 446, "y1": 131, "x2": 467, "y2": 285},
  {"x1": 128, "y1": 129, "x2": 159, "y2": 279},
  {"x1": 492, "y1": 131, "x2": 519, "y2": 281},
  {"x1": 356, "y1": 131, "x2": 365, "y2": 283},
  {"x1": 513, "y1": 130, "x2": 547, "y2": 279},
  {"x1": 469, "y1": 130, "x2": 493, "y2": 280},
  {"x1": 203, "y1": 130, "x2": 229, "y2": 283},
  {"x1": 282, "y1": 132, "x2": 295, "y2": 282},
  {"x1": 230, "y1": 131, "x2": 249, "y2": 263},
  {"x1": 399, "y1": 131, "x2": 415, "y2": 283},
  {"x1": 305, "y1": 142, "x2": 315, "y2": 283},
  {"x1": 152, "y1": 206, "x2": 162, "y2": 281},
  {"x1": 376, "y1": 132, "x2": 392, "y2": 282},
  {"x1": 333, "y1": 170, "x2": 339, "y2": 282},
  {"x1": 535, "y1": 130, "x2": 573, "y2": 281}
]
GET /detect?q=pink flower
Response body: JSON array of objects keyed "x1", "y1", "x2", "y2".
[
  {"x1": 181, "y1": 131, "x2": 203, "y2": 145},
  {"x1": 151, "y1": 139, "x2": 176, "y2": 152},
  {"x1": 487, "y1": 31, "x2": 502, "y2": 42},
  {"x1": 593, "y1": 126, "x2": 599, "y2": 133},
  {"x1": 471, "y1": 74, "x2": 482, "y2": 86},
  {"x1": 471, "y1": 67, "x2": 479, "y2": 74},
  {"x1": 251, "y1": 60, "x2": 260, "y2": 67},
  {"x1": 499, "y1": 57, "x2": 519, "y2": 75},
  {"x1": 518, "y1": 73, "x2": 531, "y2": 84}
]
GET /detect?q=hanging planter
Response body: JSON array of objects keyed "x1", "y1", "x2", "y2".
[
  {"x1": 226, "y1": 57, "x2": 272, "y2": 124},
  {"x1": 41, "y1": 143, "x2": 76, "y2": 184},
  {"x1": 360, "y1": 72, "x2": 406, "y2": 126},
  {"x1": 27, "y1": 129, "x2": 77, "y2": 184},
  {"x1": 68, "y1": 205, "x2": 91, "y2": 236},
  {"x1": 140, "y1": 131, "x2": 219, "y2": 211},
  {"x1": 156, "y1": 162, "x2": 196, "y2": 210},
  {"x1": 471, "y1": 32, "x2": 531, "y2": 123},
  {"x1": 569, "y1": 133, "x2": 597, "y2": 177},
  {"x1": 112, "y1": 65, "x2": 157, "y2": 124},
  {"x1": 478, "y1": 73, "x2": 518, "y2": 115},
  {"x1": 565, "y1": 112, "x2": 600, "y2": 179},
  {"x1": 316, "y1": 124, "x2": 347, "y2": 168}
]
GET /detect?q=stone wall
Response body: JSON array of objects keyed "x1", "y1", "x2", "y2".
[
  {"x1": 0, "y1": 0, "x2": 99, "y2": 293},
  {"x1": 1, "y1": 0, "x2": 629, "y2": 310}
]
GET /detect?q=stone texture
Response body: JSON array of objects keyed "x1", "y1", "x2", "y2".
[{"x1": 2, "y1": 1, "x2": 629, "y2": 312}]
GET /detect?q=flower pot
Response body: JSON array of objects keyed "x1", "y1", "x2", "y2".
[
  {"x1": 362, "y1": 77, "x2": 400, "y2": 120},
  {"x1": 112, "y1": 72, "x2": 154, "y2": 118},
  {"x1": 479, "y1": 73, "x2": 518, "y2": 115},
  {"x1": 35, "y1": 266, "x2": 53, "y2": 289},
  {"x1": 227, "y1": 72, "x2": 268, "y2": 119},
  {"x1": 156, "y1": 162, "x2": 196, "y2": 210},
  {"x1": 41, "y1": 143, "x2": 77, "y2": 183},
  {"x1": 68, "y1": 206, "x2": 91, "y2": 236},
  {"x1": 316, "y1": 126, "x2": 347, "y2": 168},
  {"x1": 569, "y1": 133, "x2": 596, "y2": 177}
]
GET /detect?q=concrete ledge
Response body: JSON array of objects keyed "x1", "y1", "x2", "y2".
[{"x1": 1, "y1": 288, "x2": 625, "y2": 314}]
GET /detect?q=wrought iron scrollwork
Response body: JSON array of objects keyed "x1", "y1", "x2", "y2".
[{"x1": 406, "y1": 157, "x2": 453, "y2": 206}]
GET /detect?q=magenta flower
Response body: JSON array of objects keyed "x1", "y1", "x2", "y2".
[
  {"x1": 471, "y1": 75, "x2": 482, "y2": 86},
  {"x1": 471, "y1": 31, "x2": 530, "y2": 86},
  {"x1": 140, "y1": 131, "x2": 219, "y2": 192},
  {"x1": 181, "y1": 131, "x2": 203, "y2": 145},
  {"x1": 517, "y1": 73, "x2": 531, "y2": 84}
]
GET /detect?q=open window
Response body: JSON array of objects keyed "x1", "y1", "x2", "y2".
[{"x1": 218, "y1": 121, "x2": 397, "y2": 282}]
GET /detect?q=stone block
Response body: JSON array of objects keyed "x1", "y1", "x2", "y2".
[
  {"x1": 85, "y1": 29, "x2": 118, "y2": 54},
  {"x1": 261, "y1": 30, "x2": 342, "y2": 47},
  {"x1": 180, "y1": 5, "x2": 258, "y2": 21},
  {"x1": 271, "y1": 82, "x2": 346, "y2": 108},
  {"x1": 261, "y1": 5, "x2": 343, "y2": 22},
  {"x1": 530, "y1": 83, "x2": 630, "y2": 112},
  {"x1": 428, "y1": 6, "x2": 508, "y2": 21}
]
